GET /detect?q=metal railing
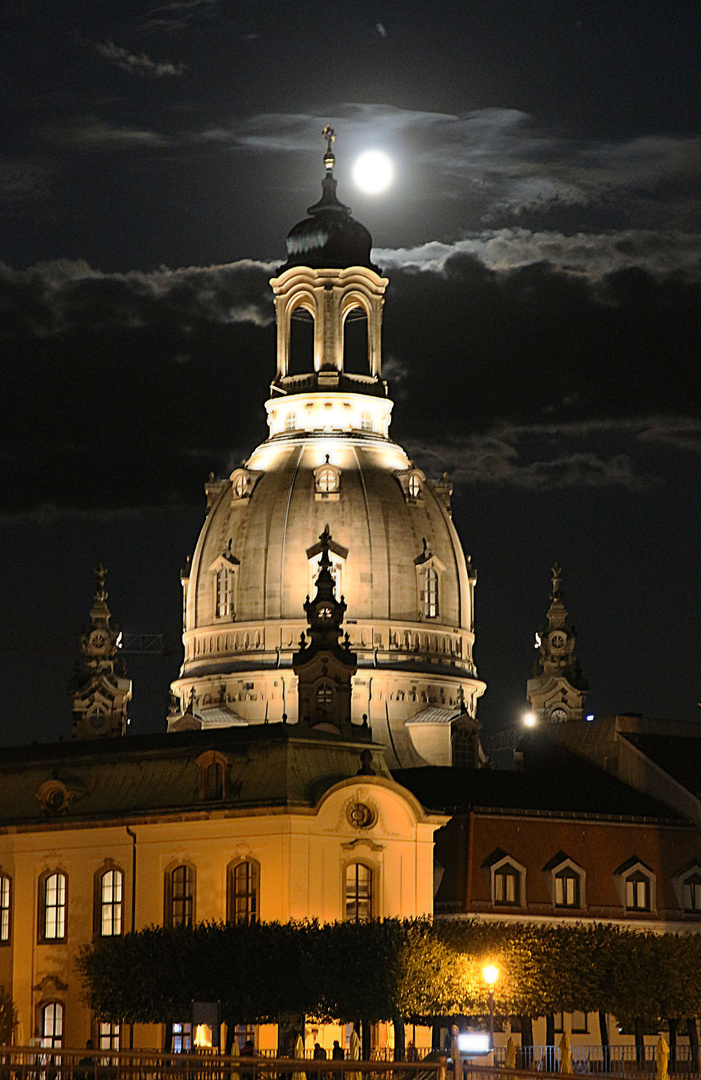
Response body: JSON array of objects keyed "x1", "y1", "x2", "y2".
[{"x1": 0, "y1": 1048, "x2": 447, "y2": 1080}]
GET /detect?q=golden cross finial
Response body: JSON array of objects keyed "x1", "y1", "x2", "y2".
[{"x1": 322, "y1": 125, "x2": 336, "y2": 171}]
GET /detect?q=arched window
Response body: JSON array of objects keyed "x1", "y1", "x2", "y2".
[
  {"x1": 493, "y1": 864, "x2": 520, "y2": 906},
  {"x1": 40, "y1": 1001, "x2": 64, "y2": 1048},
  {"x1": 166, "y1": 865, "x2": 194, "y2": 927},
  {"x1": 554, "y1": 868, "x2": 580, "y2": 908},
  {"x1": 98, "y1": 867, "x2": 123, "y2": 936},
  {"x1": 0, "y1": 873, "x2": 10, "y2": 943},
  {"x1": 39, "y1": 871, "x2": 67, "y2": 942},
  {"x1": 425, "y1": 566, "x2": 439, "y2": 618},
  {"x1": 205, "y1": 760, "x2": 224, "y2": 799},
  {"x1": 345, "y1": 863, "x2": 373, "y2": 921},
  {"x1": 227, "y1": 860, "x2": 259, "y2": 924}
]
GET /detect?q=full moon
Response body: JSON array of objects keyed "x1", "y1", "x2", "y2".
[{"x1": 352, "y1": 150, "x2": 394, "y2": 194}]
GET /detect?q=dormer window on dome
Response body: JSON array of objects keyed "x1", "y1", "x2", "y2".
[
  {"x1": 209, "y1": 550, "x2": 240, "y2": 620},
  {"x1": 396, "y1": 468, "x2": 425, "y2": 503},
  {"x1": 230, "y1": 468, "x2": 260, "y2": 502},
  {"x1": 414, "y1": 541, "x2": 446, "y2": 620},
  {"x1": 314, "y1": 457, "x2": 341, "y2": 501}
]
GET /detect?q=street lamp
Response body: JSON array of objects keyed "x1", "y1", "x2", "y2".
[{"x1": 482, "y1": 965, "x2": 499, "y2": 1051}]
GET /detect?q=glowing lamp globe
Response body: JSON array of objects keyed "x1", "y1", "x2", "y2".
[
  {"x1": 523, "y1": 712, "x2": 537, "y2": 727},
  {"x1": 483, "y1": 964, "x2": 499, "y2": 986}
]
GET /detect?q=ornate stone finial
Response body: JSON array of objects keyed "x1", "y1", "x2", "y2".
[
  {"x1": 94, "y1": 563, "x2": 108, "y2": 602},
  {"x1": 551, "y1": 562, "x2": 563, "y2": 602},
  {"x1": 322, "y1": 125, "x2": 336, "y2": 172}
]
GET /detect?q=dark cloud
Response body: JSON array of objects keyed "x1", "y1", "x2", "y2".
[{"x1": 3, "y1": 244, "x2": 699, "y2": 517}]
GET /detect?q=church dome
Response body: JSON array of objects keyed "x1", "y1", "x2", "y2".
[{"x1": 171, "y1": 134, "x2": 486, "y2": 768}]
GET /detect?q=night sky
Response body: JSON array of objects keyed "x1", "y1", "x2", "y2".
[{"x1": 1, "y1": 1, "x2": 700, "y2": 748}]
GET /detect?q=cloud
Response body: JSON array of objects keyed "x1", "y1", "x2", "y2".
[
  {"x1": 90, "y1": 40, "x2": 187, "y2": 77},
  {"x1": 216, "y1": 105, "x2": 700, "y2": 226},
  {"x1": 2, "y1": 249, "x2": 699, "y2": 513},
  {"x1": 139, "y1": 0, "x2": 218, "y2": 34},
  {"x1": 0, "y1": 158, "x2": 56, "y2": 211},
  {"x1": 0, "y1": 258, "x2": 276, "y2": 336},
  {"x1": 406, "y1": 423, "x2": 656, "y2": 492},
  {"x1": 375, "y1": 229, "x2": 701, "y2": 281},
  {"x1": 43, "y1": 117, "x2": 169, "y2": 150}
]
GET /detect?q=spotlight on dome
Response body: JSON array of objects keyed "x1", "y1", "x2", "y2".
[
  {"x1": 352, "y1": 150, "x2": 394, "y2": 194},
  {"x1": 523, "y1": 712, "x2": 537, "y2": 727}
]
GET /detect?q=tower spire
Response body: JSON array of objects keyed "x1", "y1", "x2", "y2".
[
  {"x1": 69, "y1": 565, "x2": 132, "y2": 739},
  {"x1": 526, "y1": 564, "x2": 588, "y2": 723}
]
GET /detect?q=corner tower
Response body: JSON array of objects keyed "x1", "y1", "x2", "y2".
[
  {"x1": 526, "y1": 564, "x2": 588, "y2": 723},
  {"x1": 170, "y1": 131, "x2": 486, "y2": 768}
]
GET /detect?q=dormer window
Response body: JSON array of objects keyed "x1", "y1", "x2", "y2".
[
  {"x1": 209, "y1": 552, "x2": 240, "y2": 620},
  {"x1": 425, "y1": 566, "x2": 439, "y2": 618},
  {"x1": 216, "y1": 568, "x2": 233, "y2": 617},
  {"x1": 483, "y1": 850, "x2": 526, "y2": 909},
  {"x1": 674, "y1": 864, "x2": 701, "y2": 912},
  {"x1": 197, "y1": 751, "x2": 227, "y2": 800},
  {"x1": 396, "y1": 468, "x2": 425, "y2": 502},
  {"x1": 614, "y1": 857, "x2": 655, "y2": 914},
  {"x1": 314, "y1": 458, "x2": 341, "y2": 500}
]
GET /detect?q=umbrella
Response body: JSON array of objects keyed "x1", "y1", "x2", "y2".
[
  {"x1": 348, "y1": 1030, "x2": 362, "y2": 1080},
  {"x1": 559, "y1": 1033, "x2": 572, "y2": 1075},
  {"x1": 450, "y1": 1034, "x2": 461, "y2": 1080},
  {"x1": 655, "y1": 1037, "x2": 669, "y2": 1080},
  {"x1": 230, "y1": 1036, "x2": 240, "y2": 1080},
  {"x1": 292, "y1": 1034, "x2": 307, "y2": 1080}
]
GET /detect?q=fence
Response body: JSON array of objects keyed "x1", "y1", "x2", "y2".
[{"x1": 0, "y1": 1048, "x2": 446, "y2": 1080}]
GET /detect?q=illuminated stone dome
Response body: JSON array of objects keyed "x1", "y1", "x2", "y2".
[{"x1": 170, "y1": 139, "x2": 486, "y2": 768}]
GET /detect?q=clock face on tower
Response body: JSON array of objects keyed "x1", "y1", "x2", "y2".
[
  {"x1": 89, "y1": 629, "x2": 108, "y2": 651},
  {"x1": 549, "y1": 631, "x2": 567, "y2": 651},
  {"x1": 317, "y1": 604, "x2": 334, "y2": 622}
]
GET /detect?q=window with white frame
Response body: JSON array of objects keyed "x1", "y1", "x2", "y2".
[
  {"x1": 284, "y1": 413, "x2": 296, "y2": 432},
  {"x1": 98, "y1": 868, "x2": 123, "y2": 936},
  {"x1": 0, "y1": 874, "x2": 10, "y2": 943},
  {"x1": 625, "y1": 871, "x2": 651, "y2": 911},
  {"x1": 345, "y1": 863, "x2": 373, "y2": 921},
  {"x1": 555, "y1": 867, "x2": 581, "y2": 908},
  {"x1": 40, "y1": 1002, "x2": 64, "y2": 1048},
  {"x1": 494, "y1": 864, "x2": 520, "y2": 905},
  {"x1": 40, "y1": 871, "x2": 67, "y2": 942},
  {"x1": 316, "y1": 465, "x2": 339, "y2": 492},
  {"x1": 361, "y1": 411, "x2": 373, "y2": 432}
]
